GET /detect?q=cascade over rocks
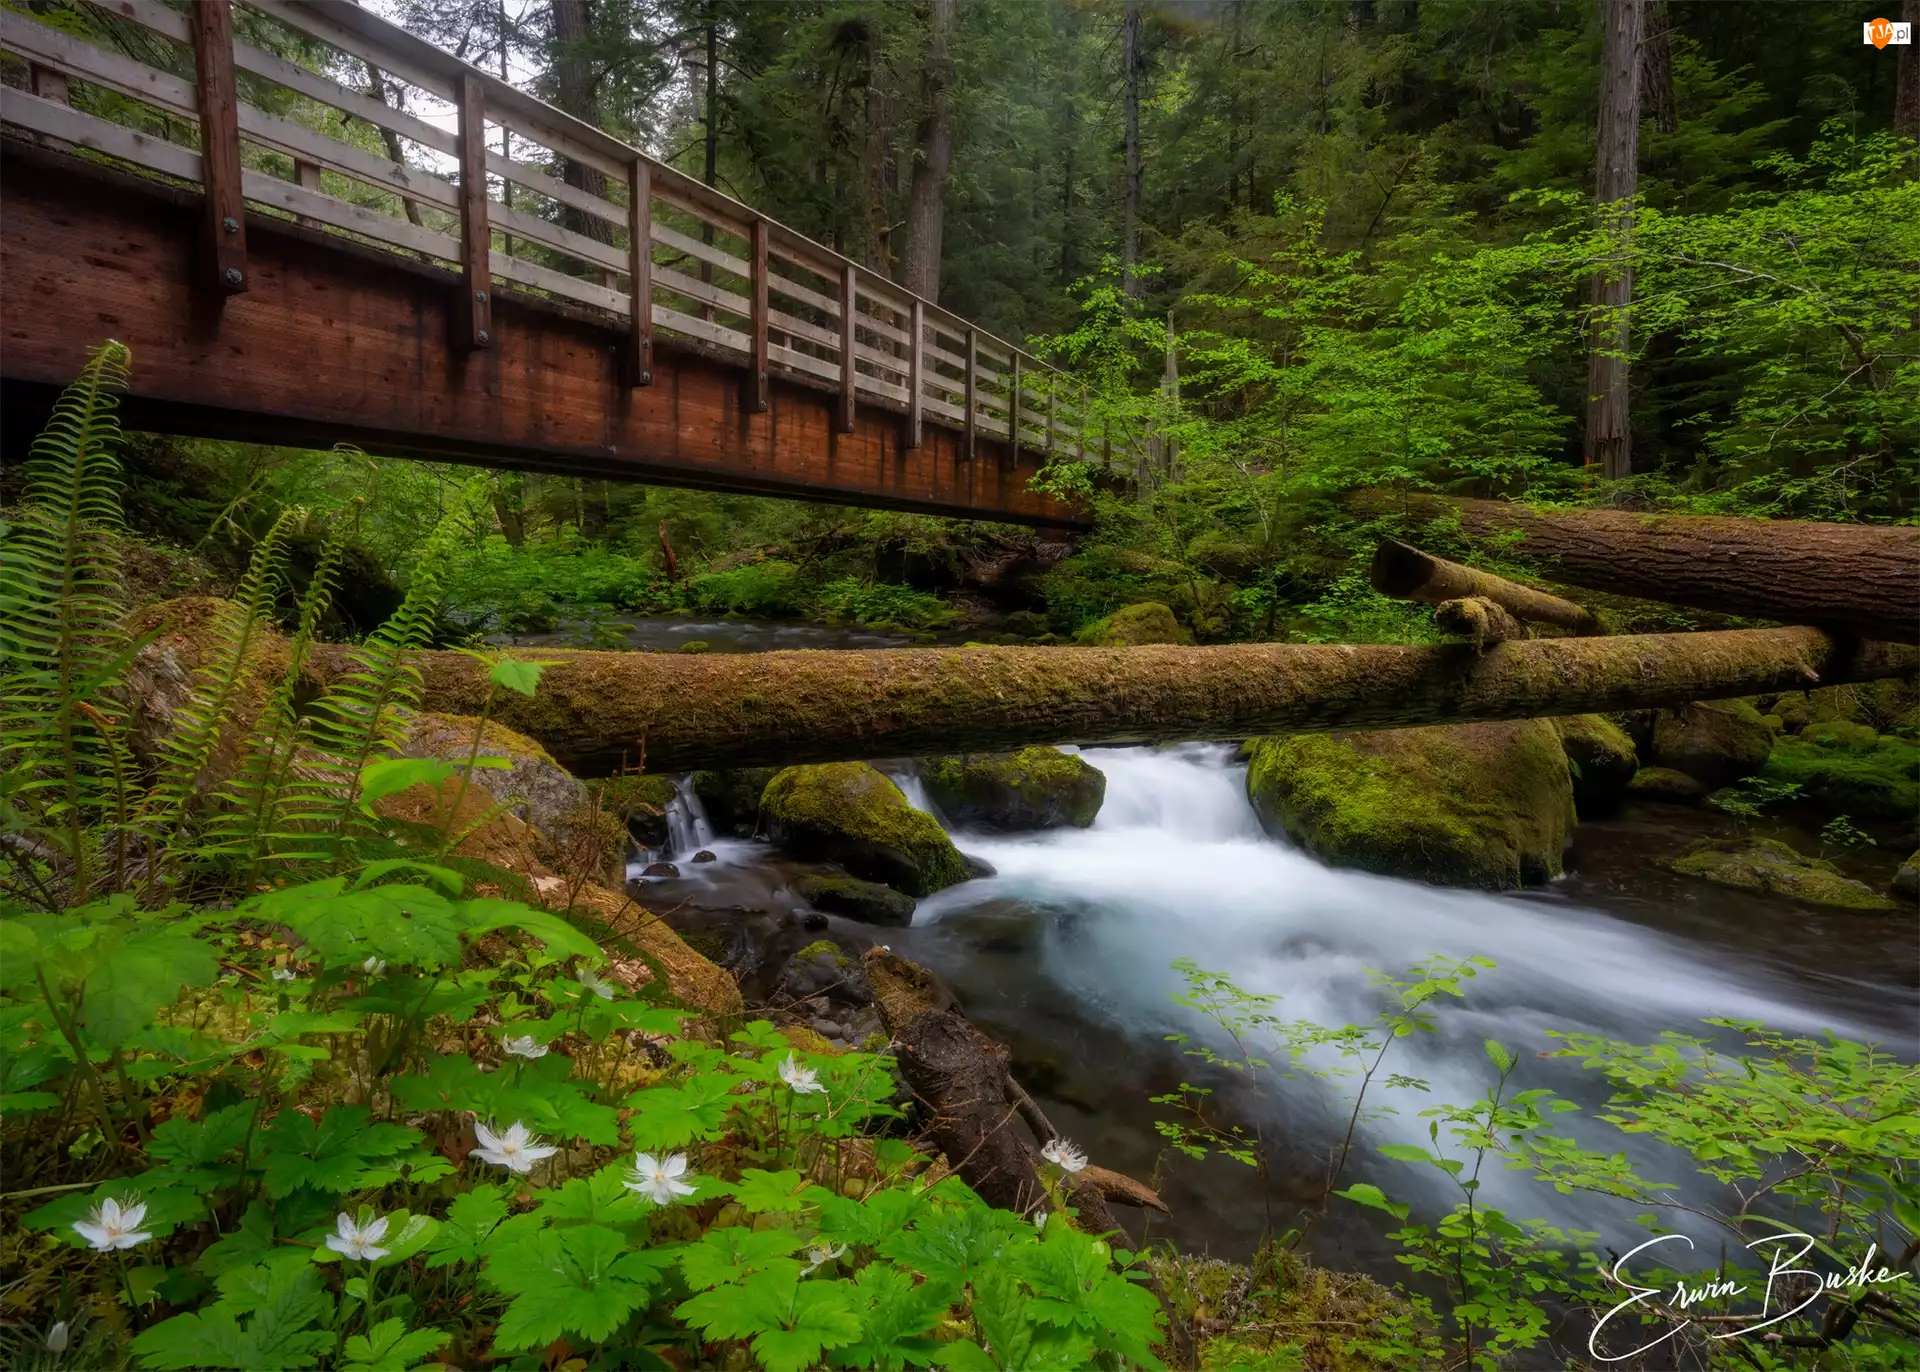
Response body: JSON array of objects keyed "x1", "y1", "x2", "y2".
[
  {"x1": 1551, "y1": 714, "x2": 1639, "y2": 816},
  {"x1": 1649, "y1": 700, "x2": 1774, "y2": 790},
  {"x1": 1664, "y1": 838, "x2": 1896, "y2": 912},
  {"x1": 918, "y1": 747, "x2": 1106, "y2": 831},
  {"x1": 1245, "y1": 720, "x2": 1576, "y2": 889},
  {"x1": 761, "y1": 763, "x2": 971, "y2": 897}
]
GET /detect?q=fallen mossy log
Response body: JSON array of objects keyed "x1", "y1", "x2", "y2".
[
  {"x1": 1433, "y1": 597, "x2": 1528, "y2": 650},
  {"x1": 1355, "y1": 493, "x2": 1920, "y2": 643},
  {"x1": 1372, "y1": 539, "x2": 1601, "y2": 634},
  {"x1": 305, "y1": 628, "x2": 1915, "y2": 776}
]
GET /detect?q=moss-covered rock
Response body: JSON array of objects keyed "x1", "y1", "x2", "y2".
[
  {"x1": 403, "y1": 713, "x2": 585, "y2": 845},
  {"x1": 1074, "y1": 601, "x2": 1186, "y2": 646},
  {"x1": 1649, "y1": 700, "x2": 1774, "y2": 790},
  {"x1": 762, "y1": 763, "x2": 970, "y2": 896},
  {"x1": 795, "y1": 873, "x2": 917, "y2": 926},
  {"x1": 1807, "y1": 679, "x2": 1918, "y2": 732},
  {"x1": 1895, "y1": 851, "x2": 1919, "y2": 903},
  {"x1": 1763, "y1": 728, "x2": 1919, "y2": 831},
  {"x1": 1244, "y1": 720, "x2": 1574, "y2": 889},
  {"x1": 1665, "y1": 838, "x2": 1897, "y2": 911},
  {"x1": 1551, "y1": 715, "x2": 1638, "y2": 817},
  {"x1": 692, "y1": 767, "x2": 779, "y2": 837},
  {"x1": 588, "y1": 773, "x2": 680, "y2": 848},
  {"x1": 1771, "y1": 693, "x2": 1814, "y2": 734},
  {"x1": 1626, "y1": 767, "x2": 1707, "y2": 804},
  {"x1": 918, "y1": 747, "x2": 1106, "y2": 831}
]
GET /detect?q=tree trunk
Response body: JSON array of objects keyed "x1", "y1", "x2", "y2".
[
  {"x1": 900, "y1": 0, "x2": 955, "y2": 302},
  {"x1": 1640, "y1": 0, "x2": 1677, "y2": 135},
  {"x1": 363, "y1": 65, "x2": 423, "y2": 228},
  {"x1": 862, "y1": 33, "x2": 894, "y2": 275},
  {"x1": 1121, "y1": 0, "x2": 1143, "y2": 298},
  {"x1": 1898, "y1": 0, "x2": 1920, "y2": 162},
  {"x1": 1356, "y1": 493, "x2": 1920, "y2": 643},
  {"x1": 307, "y1": 628, "x2": 1914, "y2": 776},
  {"x1": 549, "y1": 0, "x2": 614, "y2": 244},
  {"x1": 1585, "y1": 0, "x2": 1641, "y2": 480}
]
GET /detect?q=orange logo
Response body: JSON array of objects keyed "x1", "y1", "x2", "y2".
[{"x1": 1868, "y1": 16, "x2": 1893, "y2": 47}]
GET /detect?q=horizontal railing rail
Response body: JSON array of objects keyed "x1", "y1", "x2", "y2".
[{"x1": 0, "y1": 0, "x2": 1106, "y2": 462}]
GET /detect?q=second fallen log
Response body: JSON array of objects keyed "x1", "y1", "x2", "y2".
[
  {"x1": 299, "y1": 627, "x2": 1918, "y2": 775},
  {"x1": 1371, "y1": 539, "x2": 1601, "y2": 634}
]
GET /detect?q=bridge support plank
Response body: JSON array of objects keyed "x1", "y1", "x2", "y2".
[
  {"x1": 455, "y1": 73, "x2": 492, "y2": 350},
  {"x1": 906, "y1": 299, "x2": 924, "y2": 451},
  {"x1": 187, "y1": 0, "x2": 246, "y2": 294},
  {"x1": 0, "y1": 148, "x2": 1087, "y2": 528},
  {"x1": 623, "y1": 157, "x2": 652, "y2": 387},
  {"x1": 748, "y1": 219, "x2": 769, "y2": 413},
  {"x1": 964, "y1": 327, "x2": 977, "y2": 461},
  {"x1": 837, "y1": 263, "x2": 856, "y2": 434}
]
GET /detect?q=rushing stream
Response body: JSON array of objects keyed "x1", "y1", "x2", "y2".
[{"x1": 636, "y1": 742, "x2": 1918, "y2": 1278}]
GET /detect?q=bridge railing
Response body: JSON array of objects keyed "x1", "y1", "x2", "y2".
[{"x1": 0, "y1": 0, "x2": 1104, "y2": 465}]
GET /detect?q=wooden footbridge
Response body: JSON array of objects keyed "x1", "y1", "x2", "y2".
[{"x1": 0, "y1": 0, "x2": 1095, "y2": 527}]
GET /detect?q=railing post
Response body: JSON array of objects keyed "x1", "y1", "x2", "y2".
[
  {"x1": 963, "y1": 329, "x2": 977, "y2": 461},
  {"x1": 1044, "y1": 385, "x2": 1055, "y2": 460},
  {"x1": 1009, "y1": 354, "x2": 1021, "y2": 458},
  {"x1": 455, "y1": 74, "x2": 492, "y2": 351},
  {"x1": 27, "y1": 62, "x2": 71, "y2": 153},
  {"x1": 293, "y1": 159, "x2": 322, "y2": 230},
  {"x1": 624, "y1": 158, "x2": 653, "y2": 387},
  {"x1": 188, "y1": 0, "x2": 246, "y2": 295},
  {"x1": 837, "y1": 264, "x2": 858, "y2": 434},
  {"x1": 906, "y1": 299, "x2": 924, "y2": 451},
  {"x1": 748, "y1": 219, "x2": 770, "y2": 413}
]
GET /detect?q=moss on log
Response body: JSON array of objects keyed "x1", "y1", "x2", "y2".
[
  {"x1": 1357, "y1": 494, "x2": 1920, "y2": 643},
  {"x1": 307, "y1": 629, "x2": 1915, "y2": 777}
]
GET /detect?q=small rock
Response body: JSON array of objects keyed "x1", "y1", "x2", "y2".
[
  {"x1": 779, "y1": 940, "x2": 875, "y2": 1006},
  {"x1": 795, "y1": 874, "x2": 916, "y2": 927},
  {"x1": 1664, "y1": 837, "x2": 1896, "y2": 911},
  {"x1": 690, "y1": 849, "x2": 718, "y2": 864},
  {"x1": 677, "y1": 640, "x2": 712, "y2": 654},
  {"x1": 640, "y1": 861, "x2": 680, "y2": 878},
  {"x1": 1895, "y1": 851, "x2": 1918, "y2": 903},
  {"x1": 800, "y1": 910, "x2": 829, "y2": 931},
  {"x1": 962, "y1": 852, "x2": 997, "y2": 879},
  {"x1": 1627, "y1": 766, "x2": 1707, "y2": 804}
]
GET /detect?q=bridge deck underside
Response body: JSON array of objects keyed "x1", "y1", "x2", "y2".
[{"x1": 0, "y1": 149, "x2": 1087, "y2": 529}]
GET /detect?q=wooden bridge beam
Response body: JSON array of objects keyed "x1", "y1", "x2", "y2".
[{"x1": 0, "y1": 146, "x2": 1089, "y2": 529}]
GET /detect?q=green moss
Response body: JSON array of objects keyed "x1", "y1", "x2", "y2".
[
  {"x1": 677, "y1": 640, "x2": 712, "y2": 654},
  {"x1": 1551, "y1": 714, "x2": 1638, "y2": 818},
  {"x1": 1627, "y1": 766, "x2": 1707, "y2": 803},
  {"x1": 1074, "y1": 600, "x2": 1186, "y2": 646},
  {"x1": 1666, "y1": 838, "x2": 1897, "y2": 911},
  {"x1": 1245, "y1": 720, "x2": 1574, "y2": 889},
  {"x1": 762, "y1": 763, "x2": 970, "y2": 896},
  {"x1": 918, "y1": 746, "x2": 1105, "y2": 831},
  {"x1": 1764, "y1": 730, "x2": 1919, "y2": 828},
  {"x1": 795, "y1": 938, "x2": 853, "y2": 968},
  {"x1": 1895, "y1": 851, "x2": 1918, "y2": 903}
]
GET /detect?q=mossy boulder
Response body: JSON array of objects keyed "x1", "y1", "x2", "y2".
[
  {"x1": 1074, "y1": 601, "x2": 1186, "y2": 646},
  {"x1": 1763, "y1": 727, "x2": 1919, "y2": 832},
  {"x1": 761, "y1": 763, "x2": 970, "y2": 897},
  {"x1": 1649, "y1": 700, "x2": 1773, "y2": 790},
  {"x1": 1770, "y1": 693, "x2": 1814, "y2": 734},
  {"x1": 1895, "y1": 852, "x2": 1919, "y2": 903},
  {"x1": 692, "y1": 766, "x2": 779, "y2": 837},
  {"x1": 1244, "y1": 720, "x2": 1575, "y2": 889},
  {"x1": 1551, "y1": 715, "x2": 1638, "y2": 817},
  {"x1": 588, "y1": 773, "x2": 680, "y2": 848},
  {"x1": 1626, "y1": 767, "x2": 1706, "y2": 804},
  {"x1": 918, "y1": 747, "x2": 1106, "y2": 831},
  {"x1": 1665, "y1": 838, "x2": 1896, "y2": 911},
  {"x1": 778, "y1": 939, "x2": 875, "y2": 1005},
  {"x1": 402, "y1": 713, "x2": 584, "y2": 847},
  {"x1": 795, "y1": 873, "x2": 917, "y2": 927}
]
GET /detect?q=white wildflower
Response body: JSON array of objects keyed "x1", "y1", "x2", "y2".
[
  {"x1": 623, "y1": 1151, "x2": 696, "y2": 1205},
  {"x1": 502, "y1": 1034, "x2": 548, "y2": 1060},
  {"x1": 46, "y1": 1321, "x2": 69, "y2": 1352},
  {"x1": 72, "y1": 1196, "x2": 151, "y2": 1252},
  {"x1": 577, "y1": 967, "x2": 615, "y2": 1000},
  {"x1": 777, "y1": 1053, "x2": 826, "y2": 1095},
  {"x1": 1033, "y1": 1209, "x2": 1049, "y2": 1232},
  {"x1": 362, "y1": 956, "x2": 388, "y2": 975},
  {"x1": 471, "y1": 1120, "x2": 559, "y2": 1175},
  {"x1": 324, "y1": 1211, "x2": 390, "y2": 1262},
  {"x1": 271, "y1": 967, "x2": 297, "y2": 983},
  {"x1": 1040, "y1": 1138, "x2": 1088, "y2": 1174},
  {"x1": 804, "y1": 1242, "x2": 848, "y2": 1272}
]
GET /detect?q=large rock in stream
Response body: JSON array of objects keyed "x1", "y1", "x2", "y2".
[
  {"x1": 918, "y1": 746, "x2": 1106, "y2": 831},
  {"x1": 1551, "y1": 714, "x2": 1638, "y2": 817},
  {"x1": 1245, "y1": 720, "x2": 1576, "y2": 889},
  {"x1": 761, "y1": 762, "x2": 971, "y2": 896},
  {"x1": 1648, "y1": 700, "x2": 1773, "y2": 790},
  {"x1": 1664, "y1": 838, "x2": 1895, "y2": 912}
]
